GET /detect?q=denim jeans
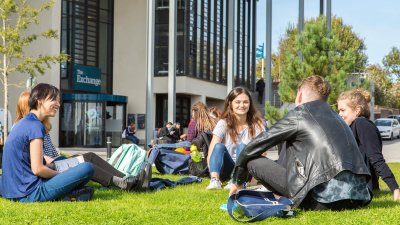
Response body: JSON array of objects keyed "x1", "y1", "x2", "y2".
[
  {"x1": 18, "y1": 162, "x2": 94, "y2": 202},
  {"x1": 126, "y1": 135, "x2": 139, "y2": 145},
  {"x1": 209, "y1": 143, "x2": 246, "y2": 181}
]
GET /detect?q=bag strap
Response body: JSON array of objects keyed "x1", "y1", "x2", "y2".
[
  {"x1": 227, "y1": 190, "x2": 293, "y2": 222},
  {"x1": 200, "y1": 132, "x2": 211, "y2": 148}
]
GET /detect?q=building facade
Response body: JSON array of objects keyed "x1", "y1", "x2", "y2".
[{"x1": 2, "y1": 0, "x2": 257, "y2": 148}]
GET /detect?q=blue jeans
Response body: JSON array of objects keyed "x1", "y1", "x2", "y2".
[
  {"x1": 126, "y1": 135, "x2": 139, "y2": 145},
  {"x1": 209, "y1": 143, "x2": 246, "y2": 181},
  {"x1": 18, "y1": 162, "x2": 94, "y2": 202}
]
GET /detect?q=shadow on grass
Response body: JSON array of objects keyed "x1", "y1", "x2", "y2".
[{"x1": 366, "y1": 190, "x2": 398, "y2": 209}]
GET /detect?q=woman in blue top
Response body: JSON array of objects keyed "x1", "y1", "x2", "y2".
[{"x1": 1, "y1": 83, "x2": 94, "y2": 202}]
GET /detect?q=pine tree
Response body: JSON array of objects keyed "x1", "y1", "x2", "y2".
[{"x1": 277, "y1": 16, "x2": 368, "y2": 107}]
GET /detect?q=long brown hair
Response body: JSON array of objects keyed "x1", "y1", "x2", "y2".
[
  {"x1": 192, "y1": 101, "x2": 216, "y2": 133},
  {"x1": 221, "y1": 87, "x2": 264, "y2": 143},
  {"x1": 15, "y1": 91, "x2": 51, "y2": 132}
]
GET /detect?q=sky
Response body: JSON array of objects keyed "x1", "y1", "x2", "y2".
[{"x1": 256, "y1": 0, "x2": 400, "y2": 66}]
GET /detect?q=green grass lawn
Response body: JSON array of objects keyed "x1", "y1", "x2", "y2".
[{"x1": 1, "y1": 164, "x2": 400, "y2": 224}]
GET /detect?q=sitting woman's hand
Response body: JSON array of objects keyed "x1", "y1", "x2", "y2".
[
  {"x1": 229, "y1": 183, "x2": 243, "y2": 197},
  {"x1": 393, "y1": 189, "x2": 400, "y2": 201}
]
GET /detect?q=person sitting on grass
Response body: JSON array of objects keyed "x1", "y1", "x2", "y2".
[
  {"x1": 337, "y1": 89, "x2": 400, "y2": 201},
  {"x1": 0, "y1": 83, "x2": 94, "y2": 202},
  {"x1": 186, "y1": 101, "x2": 217, "y2": 142},
  {"x1": 230, "y1": 75, "x2": 372, "y2": 210},
  {"x1": 13, "y1": 91, "x2": 149, "y2": 191},
  {"x1": 206, "y1": 87, "x2": 265, "y2": 190},
  {"x1": 159, "y1": 122, "x2": 177, "y2": 143}
]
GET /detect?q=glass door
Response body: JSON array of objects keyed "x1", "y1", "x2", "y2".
[
  {"x1": 83, "y1": 102, "x2": 103, "y2": 147},
  {"x1": 106, "y1": 103, "x2": 126, "y2": 147}
]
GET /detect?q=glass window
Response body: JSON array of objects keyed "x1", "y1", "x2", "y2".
[{"x1": 60, "y1": 0, "x2": 113, "y2": 93}]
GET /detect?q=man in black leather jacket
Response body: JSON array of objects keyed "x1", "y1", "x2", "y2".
[{"x1": 230, "y1": 76, "x2": 372, "y2": 210}]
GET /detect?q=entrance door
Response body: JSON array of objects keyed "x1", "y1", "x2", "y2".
[
  {"x1": 106, "y1": 103, "x2": 126, "y2": 147},
  {"x1": 83, "y1": 102, "x2": 104, "y2": 147}
]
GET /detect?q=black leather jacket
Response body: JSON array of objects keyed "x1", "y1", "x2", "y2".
[{"x1": 232, "y1": 100, "x2": 371, "y2": 207}]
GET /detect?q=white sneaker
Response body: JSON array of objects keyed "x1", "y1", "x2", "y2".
[
  {"x1": 206, "y1": 178, "x2": 222, "y2": 190},
  {"x1": 223, "y1": 180, "x2": 233, "y2": 190}
]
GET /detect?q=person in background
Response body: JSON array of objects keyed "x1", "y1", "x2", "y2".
[
  {"x1": 206, "y1": 87, "x2": 265, "y2": 190},
  {"x1": 255, "y1": 78, "x2": 265, "y2": 104},
  {"x1": 159, "y1": 122, "x2": 177, "y2": 143},
  {"x1": 172, "y1": 122, "x2": 186, "y2": 141},
  {"x1": 230, "y1": 76, "x2": 372, "y2": 210},
  {"x1": 337, "y1": 89, "x2": 400, "y2": 201},
  {"x1": 208, "y1": 106, "x2": 222, "y2": 121},
  {"x1": 187, "y1": 102, "x2": 217, "y2": 142},
  {"x1": 0, "y1": 121, "x2": 3, "y2": 169},
  {"x1": 124, "y1": 122, "x2": 139, "y2": 145},
  {"x1": 14, "y1": 91, "x2": 147, "y2": 191},
  {"x1": 1, "y1": 83, "x2": 94, "y2": 202}
]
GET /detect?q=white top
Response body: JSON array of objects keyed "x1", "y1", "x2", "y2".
[{"x1": 213, "y1": 119, "x2": 264, "y2": 161}]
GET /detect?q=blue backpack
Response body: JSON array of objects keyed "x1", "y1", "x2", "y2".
[{"x1": 108, "y1": 144, "x2": 147, "y2": 176}]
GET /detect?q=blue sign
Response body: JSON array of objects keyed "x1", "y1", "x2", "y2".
[
  {"x1": 73, "y1": 64, "x2": 101, "y2": 92},
  {"x1": 256, "y1": 43, "x2": 264, "y2": 59}
]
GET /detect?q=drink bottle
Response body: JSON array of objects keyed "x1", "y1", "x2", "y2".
[{"x1": 190, "y1": 144, "x2": 202, "y2": 162}]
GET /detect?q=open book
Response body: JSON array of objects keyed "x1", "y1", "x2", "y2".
[{"x1": 52, "y1": 155, "x2": 85, "y2": 173}]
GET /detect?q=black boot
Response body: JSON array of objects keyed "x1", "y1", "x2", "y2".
[{"x1": 130, "y1": 163, "x2": 152, "y2": 192}]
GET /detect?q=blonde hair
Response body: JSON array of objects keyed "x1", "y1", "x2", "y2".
[
  {"x1": 15, "y1": 91, "x2": 52, "y2": 132},
  {"x1": 338, "y1": 89, "x2": 371, "y2": 118},
  {"x1": 298, "y1": 75, "x2": 331, "y2": 101},
  {"x1": 192, "y1": 101, "x2": 217, "y2": 133}
]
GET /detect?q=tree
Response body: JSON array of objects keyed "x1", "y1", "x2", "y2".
[
  {"x1": 0, "y1": 0, "x2": 68, "y2": 141},
  {"x1": 276, "y1": 16, "x2": 368, "y2": 106},
  {"x1": 366, "y1": 64, "x2": 393, "y2": 107},
  {"x1": 255, "y1": 58, "x2": 265, "y2": 80},
  {"x1": 383, "y1": 47, "x2": 400, "y2": 81}
]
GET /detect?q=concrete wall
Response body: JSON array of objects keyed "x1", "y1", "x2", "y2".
[{"x1": 113, "y1": 0, "x2": 148, "y2": 140}]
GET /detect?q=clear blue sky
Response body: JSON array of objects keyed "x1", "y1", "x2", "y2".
[{"x1": 257, "y1": 0, "x2": 400, "y2": 66}]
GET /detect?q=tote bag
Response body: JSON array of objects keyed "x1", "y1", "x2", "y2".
[{"x1": 228, "y1": 190, "x2": 293, "y2": 222}]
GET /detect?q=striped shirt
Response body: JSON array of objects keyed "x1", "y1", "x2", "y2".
[{"x1": 43, "y1": 133, "x2": 59, "y2": 158}]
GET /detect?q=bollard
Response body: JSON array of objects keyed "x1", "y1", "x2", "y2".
[{"x1": 106, "y1": 136, "x2": 112, "y2": 159}]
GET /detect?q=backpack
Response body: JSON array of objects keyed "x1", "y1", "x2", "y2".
[
  {"x1": 108, "y1": 144, "x2": 147, "y2": 176},
  {"x1": 189, "y1": 132, "x2": 212, "y2": 177}
]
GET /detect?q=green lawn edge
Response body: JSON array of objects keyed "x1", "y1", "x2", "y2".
[{"x1": 1, "y1": 163, "x2": 399, "y2": 225}]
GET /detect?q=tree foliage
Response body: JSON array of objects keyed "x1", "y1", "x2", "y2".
[
  {"x1": 383, "y1": 47, "x2": 400, "y2": 81},
  {"x1": 276, "y1": 16, "x2": 368, "y2": 106},
  {"x1": 0, "y1": 0, "x2": 68, "y2": 140},
  {"x1": 366, "y1": 64, "x2": 392, "y2": 107}
]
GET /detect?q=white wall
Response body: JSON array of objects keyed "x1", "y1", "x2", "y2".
[{"x1": 113, "y1": 0, "x2": 148, "y2": 140}]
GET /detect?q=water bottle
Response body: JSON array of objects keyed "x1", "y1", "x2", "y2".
[{"x1": 190, "y1": 144, "x2": 202, "y2": 163}]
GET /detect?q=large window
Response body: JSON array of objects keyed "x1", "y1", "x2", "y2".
[
  {"x1": 155, "y1": 94, "x2": 191, "y2": 128},
  {"x1": 60, "y1": 0, "x2": 114, "y2": 94},
  {"x1": 154, "y1": 0, "x2": 256, "y2": 89}
]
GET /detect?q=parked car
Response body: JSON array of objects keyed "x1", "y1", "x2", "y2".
[
  {"x1": 387, "y1": 115, "x2": 400, "y2": 123},
  {"x1": 375, "y1": 118, "x2": 400, "y2": 140}
]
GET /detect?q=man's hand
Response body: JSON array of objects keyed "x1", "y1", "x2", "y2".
[
  {"x1": 393, "y1": 188, "x2": 400, "y2": 201},
  {"x1": 229, "y1": 183, "x2": 243, "y2": 197}
]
